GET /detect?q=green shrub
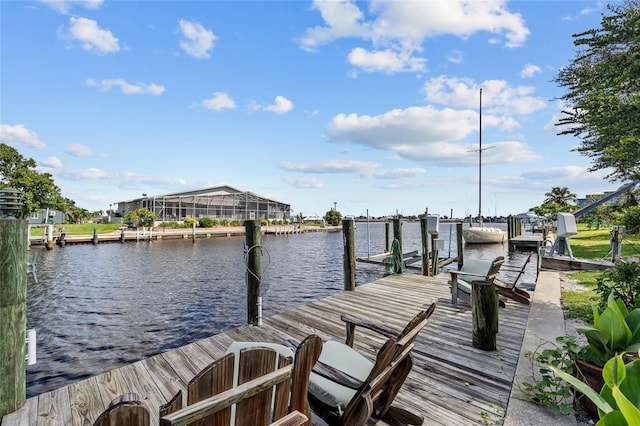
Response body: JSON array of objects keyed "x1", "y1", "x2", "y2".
[
  {"x1": 159, "y1": 221, "x2": 181, "y2": 228},
  {"x1": 621, "y1": 206, "x2": 640, "y2": 235},
  {"x1": 230, "y1": 219, "x2": 242, "y2": 226},
  {"x1": 596, "y1": 261, "x2": 640, "y2": 310},
  {"x1": 199, "y1": 217, "x2": 215, "y2": 228},
  {"x1": 219, "y1": 219, "x2": 229, "y2": 226}
]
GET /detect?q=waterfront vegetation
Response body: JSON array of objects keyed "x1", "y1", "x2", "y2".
[{"x1": 562, "y1": 224, "x2": 640, "y2": 323}]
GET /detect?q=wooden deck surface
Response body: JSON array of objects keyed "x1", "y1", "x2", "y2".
[{"x1": 1, "y1": 273, "x2": 530, "y2": 426}]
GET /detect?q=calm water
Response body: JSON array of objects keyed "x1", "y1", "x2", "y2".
[{"x1": 25, "y1": 221, "x2": 535, "y2": 397}]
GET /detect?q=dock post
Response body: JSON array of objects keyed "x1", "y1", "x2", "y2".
[
  {"x1": 92, "y1": 228, "x2": 98, "y2": 245},
  {"x1": 384, "y1": 222, "x2": 390, "y2": 253},
  {"x1": 45, "y1": 224, "x2": 54, "y2": 250},
  {"x1": 456, "y1": 223, "x2": 464, "y2": 269},
  {"x1": 0, "y1": 218, "x2": 28, "y2": 416},
  {"x1": 471, "y1": 281, "x2": 499, "y2": 351},
  {"x1": 420, "y1": 217, "x2": 429, "y2": 276},
  {"x1": 343, "y1": 217, "x2": 355, "y2": 291},
  {"x1": 245, "y1": 220, "x2": 261, "y2": 325},
  {"x1": 392, "y1": 218, "x2": 402, "y2": 255}
]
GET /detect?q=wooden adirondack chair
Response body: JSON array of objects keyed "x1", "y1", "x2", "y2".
[
  {"x1": 448, "y1": 256, "x2": 505, "y2": 306},
  {"x1": 160, "y1": 334, "x2": 322, "y2": 426},
  {"x1": 308, "y1": 303, "x2": 437, "y2": 426},
  {"x1": 494, "y1": 252, "x2": 533, "y2": 305},
  {"x1": 93, "y1": 393, "x2": 150, "y2": 426}
]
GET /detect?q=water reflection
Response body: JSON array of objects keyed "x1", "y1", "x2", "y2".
[{"x1": 26, "y1": 221, "x2": 535, "y2": 396}]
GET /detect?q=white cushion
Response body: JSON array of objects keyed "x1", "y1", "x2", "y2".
[{"x1": 308, "y1": 339, "x2": 374, "y2": 410}]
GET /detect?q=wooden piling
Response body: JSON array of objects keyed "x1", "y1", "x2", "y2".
[
  {"x1": 420, "y1": 217, "x2": 429, "y2": 276},
  {"x1": 456, "y1": 223, "x2": 464, "y2": 269},
  {"x1": 342, "y1": 218, "x2": 355, "y2": 291},
  {"x1": 245, "y1": 220, "x2": 261, "y2": 325},
  {"x1": 393, "y1": 218, "x2": 402, "y2": 255},
  {"x1": 384, "y1": 222, "x2": 390, "y2": 253},
  {"x1": 471, "y1": 282, "x2": 499, "y2": 351},
  {"x1": 0, "y1": 219, "x2": 28, "y2": 416}
]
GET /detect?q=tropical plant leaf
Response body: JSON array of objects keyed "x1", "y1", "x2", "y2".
[
  {"x1": 548, "y1": 365, "x2": 613, "y2": 414},
  {"x1": 612, "y1": 385, "x2": 640, "y2": 425},
  {"x1": 603, "y1": 354, "x2": 626, "y2": 389},
  {"x1": 598, "y1": 307, "x2": 632, "y2": 352},
  {"x1": 626, "y1": 309, "x2": 640, "y2": 343},
  {"x1": 619, "y1": 357, "x2": 640, "y2": 409},
  {"x1": 596, "y1": 409, "x2": 627, "y2": 426}
]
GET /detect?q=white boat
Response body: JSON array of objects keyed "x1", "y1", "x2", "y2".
[
  {"x1": 462, "y1": 225, "x2": 505, "y2": 244},
  {"x1": 462, "y1": 88, "x2": 506, "y2": 245}
]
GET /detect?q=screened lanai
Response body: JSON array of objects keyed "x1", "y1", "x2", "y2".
[{"x1": 115, "y1": 186, "x2": 290, "y2": 222}]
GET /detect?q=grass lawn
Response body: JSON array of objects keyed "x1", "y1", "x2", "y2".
[
  {"x1": 37, "y1": 223, "x2": 124, "y2": 235},
  {"x1": 560, "y1": 224, "x2": 640, "y2": 323}
]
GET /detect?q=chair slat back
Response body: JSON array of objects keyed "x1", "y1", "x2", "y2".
[
  {"x1": 167, "y1": 337, "x2": 321, "y2": 426},
  {"x1": 484, "y1": 256, "x2": 505, "y2": 282},
  {"x1": 235, "y1": 348, "x2": 283, "y2": 425},
  {"x1": 344, "y1": 303, "x2": 436, "y2": 423},
  {"x1": 187, "y1": 353, "x2": 235, "y2": 425},
  {"x1": 93, "y1": 394, "x2": 150, "y2": 426}
]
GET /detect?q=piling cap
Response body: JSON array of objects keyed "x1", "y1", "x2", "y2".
[{"x1": 0, "y1": 187, "x2": 22, "y2": 218}]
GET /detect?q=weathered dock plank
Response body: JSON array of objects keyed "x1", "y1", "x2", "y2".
[{"x1": 1, "y1": 272, "x2": 530, "y2": 426}]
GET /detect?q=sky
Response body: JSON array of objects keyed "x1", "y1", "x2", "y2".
[{"x1": 0, "y1": 0, "x2": 628, "y2": 219}]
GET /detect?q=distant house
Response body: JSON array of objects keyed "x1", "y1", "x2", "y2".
[
  {"x1": 577, "y1": 190, "x2": 627, "y2": 208},
  {"x1": 27, "y1": 208, "x2": 65, "y2": 225},
  {"x1": 115, "y1": 185, "x2": 291, "y2": 222}
]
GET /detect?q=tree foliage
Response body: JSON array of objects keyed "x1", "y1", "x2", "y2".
[
  {"x1": 324, "y1": 209, "x2": 342, "y2": 226},
  {"x1": 531, "y1": 186, "x2": 578, "y2": 219},
  {"x1": 543, "y1": 186, "x2": 577, "y2": 207},
  {"x1": 0, "y1": 143, "x2": 65, "y2": 218},
  {"x1": 124, "y1": 208, "x2": 158, "y2": 227},
  {"x1": 554, "y1": 0, "x2": 640, "y2": 182}
]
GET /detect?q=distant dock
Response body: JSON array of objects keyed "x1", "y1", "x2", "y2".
[{"x1": 28, "y1": 225, "x2": 341, "y2": 248}]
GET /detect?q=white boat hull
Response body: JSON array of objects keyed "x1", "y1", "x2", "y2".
[{"x1": 462, "y1": 227, "x2": 506, "y2": 244}]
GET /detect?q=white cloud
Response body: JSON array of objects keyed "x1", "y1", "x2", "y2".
[
  {"x1": 37, "y1": 0, "x2": 103, "y2": 15},
  {"x1": 288, "y1": 177, "x2": 325, "y2": 189},
  {"x1": 279, "y1": 159, "x2": 426, "y2": 179},
  {"x1": 0, "y1": 124, "x2": 46, "y2": 150},
  {"x1": 323, "y1": 76, "x2": 546, "y2": 166},
  {"x1": 85, "y1": 78, "x2": 165, "y2": 95},
  {"x1": 65, "y1": 143, "x2": 96, "y2": 157},
  {"x1": 299, "y1": 0, "x2": 530, "y2": 74},
  {"x1": 447, "y1": 50, "x2": 463, "y2": 64},
  {"x1": 347, "y1": 47, "x2": 426, "y2": 73},
  {"x1": 264, "y1": 96, "x2": 294, "y2": 114},
  {"x1": 423, "y1": 75, "x2": 547, "y2": 115},
  {"x1": 41, "y1": 156, "x2": 63, "y2": 168},
  {"x1": 251, "y1": 96, "x2": 294, "y2": 114},
  {"x1": 280, "y1": 159, "x2": 382, "y2": 174},
  {"x1": 179, "y1": 19, "x2": 216, "y2": 59},
  {"x1": 59, "y1": 17, "x2": 119, "y2": 55},
  {"x1": 200, "y1": 92, "x2": 236, "y2": 111},
  {"x1": 520, "y1": 64, "x2": 542, "y2": 78}
]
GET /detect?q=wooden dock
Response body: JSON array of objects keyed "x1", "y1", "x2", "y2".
[
  {"x1": 1, "y1": 273, "x2": 530, "y2": 426},
  {"x1": 508, "y1": 234, "x2": 545, "y2": 252}
]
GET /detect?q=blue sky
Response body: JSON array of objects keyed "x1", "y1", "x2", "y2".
[{"x1": 0, "y1": 0, "x2": 624, "y2": 218}]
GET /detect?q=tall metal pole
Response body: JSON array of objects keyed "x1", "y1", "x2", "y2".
[{"x1": 478, "y1": 88, "x2": 482, "y2": 227}]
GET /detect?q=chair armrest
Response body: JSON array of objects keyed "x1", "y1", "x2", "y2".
[
  {"x1": 312, "y1": 361, "x2": 363, "y2": 390},
  {"x1": 340, "y1": 313, "x2": 397, "y2": 346},
  {"x1": 449, "y1": 271, "x2": 486, "y2": 279},
  {"x1": 269, "y1": 411, "x2": 308, "y2": 426}
]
